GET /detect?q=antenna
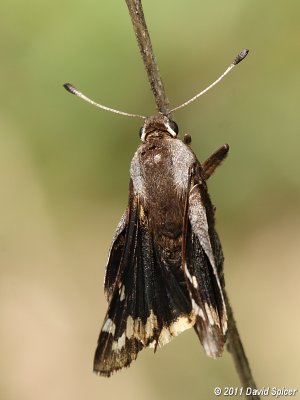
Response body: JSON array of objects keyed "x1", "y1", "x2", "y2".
[
  {"x1": 63, "y1": 83, "x2": 146, "y2": 119},
  {"x1": 169, "y1": 49, "x2": 249, "y2": 113},
  {"x1": 64, "y1": 49, "x2": 248, "y2": 119}
]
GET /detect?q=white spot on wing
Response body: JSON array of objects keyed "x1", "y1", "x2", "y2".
[
  {"x1": 155, "y1": 314, "x2": 196, "y2": 348},
  {"x1": 126, "y1": 315, "x2": 134, "y2": 338},
  {"x1": 112, "y1": 332, "x2": 126, "y2": 351},
  {"x1": 126, "y1": 311, "x2": 158, "y2": 345},
  {"x1": 222, "y1": 316, "x2": 228, "y2": 334},
  {"x1": 102, "y1": 318, "x2": 116, "y2": 335},
  {"x1": 183, "y1": 261, "x2": 192, "y2": 282},
  {"x1": 204, "y1": 302, "x2": 221, "y2": 328},
  {"x1": 192, "y1": 299, "x2": 205, "y2": 320},
  {"x1": 125, "y1": 310, "x2": 195, "y2": 348},
  {"x1": 192, "y1": 275, "x2": 198, "y2": 288},
  {"x1": 145, "y1": 310, "x2": 158, "y2": 338},
  {"x1": 119, "y1": 285, "x2": 125, "y2": 301},
  {"x1": 205, "y1": 303, "x2": 215, "y2": 326}
]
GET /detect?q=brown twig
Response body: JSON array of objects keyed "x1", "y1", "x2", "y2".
[
  {"x1": 124, "y1": 1, "x2": 259, "y2": 399},
  {"x1": 125, "y1": 0, "x2": 170, "y2": 115},
  {"x1": 225, "y1": 292, "x2": 260, "y2": 399}
]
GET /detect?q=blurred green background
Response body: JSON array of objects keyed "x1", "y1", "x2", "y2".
[{"x1": 1, "y1": 0, "x2": 300, "y2": 399}]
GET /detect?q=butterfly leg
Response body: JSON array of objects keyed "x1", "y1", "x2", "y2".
[{"x1": 202, "y1": 144, "x2": 229, "y2": 180}]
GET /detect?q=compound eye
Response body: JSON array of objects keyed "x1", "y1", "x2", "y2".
[{"x1": 168, "y1": 119, "x2": 179, "y2": 134}]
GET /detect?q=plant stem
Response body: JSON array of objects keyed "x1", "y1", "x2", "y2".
[
  {"x1": 224, "y1": 291, "x2": 260, "y2": 399},
  {"x1": 125, "y1": 0, "x2": 170, "y2": 115}
]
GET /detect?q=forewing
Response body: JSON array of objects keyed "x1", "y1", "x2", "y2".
[{"x1": 183, "y1": 174, "x2": 227, "y2": 358}]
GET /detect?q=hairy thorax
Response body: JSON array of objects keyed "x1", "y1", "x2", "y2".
[{"x1": 130, "y1": 135, "x2": 196, "y2": 253}]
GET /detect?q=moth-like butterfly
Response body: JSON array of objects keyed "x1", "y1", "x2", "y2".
[{"x1": 64, "y1": 49, "x2": 248, "y2": 377}]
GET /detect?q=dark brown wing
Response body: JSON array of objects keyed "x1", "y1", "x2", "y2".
[
  {"x1": 94, "y1": 180, "x2": 194, "y2": 377},
  {"x1": 183, "y1": 167, "x2": 228, "y2": 358}
]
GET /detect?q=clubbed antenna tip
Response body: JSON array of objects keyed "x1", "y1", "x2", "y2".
[
  {"x1": 233, "y1": 49, "x2": 249, "y2": 65},
  {"x1": 63, "y1": 83, "x2": 77, "y2": 94}
]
